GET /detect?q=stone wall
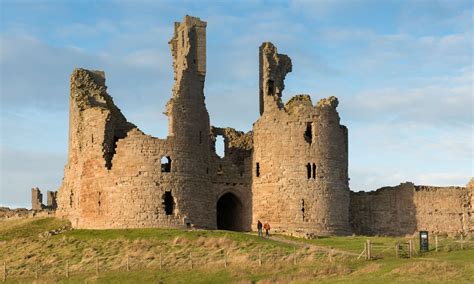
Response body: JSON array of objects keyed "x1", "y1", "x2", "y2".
[
  {"x1": 251, "y1": 43, "x2": 351, "y2": 237},
  {"x1": 350, "y1": 181, "x2": 474, "y2": 236},
  {"x1": 31, "y1": 187, "x2": 57, "y2": 211},
  {"x1": 56, "y1": 16, "x2": 253, "y2": 231},
  {"x1": 51, "y1": 14, "x2": 471, "y2": 237}
]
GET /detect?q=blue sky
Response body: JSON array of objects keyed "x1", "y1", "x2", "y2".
[{"x1": 0, "y1": 0, "x2": 472, "y2": 208}]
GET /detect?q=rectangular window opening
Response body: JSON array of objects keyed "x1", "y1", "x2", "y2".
[
  {"x1": 304, "y1": 123, "x2": 312, "y2": 144},
  {"x1": 163, "y1": 191, "x2": 174, "y2": 215}
]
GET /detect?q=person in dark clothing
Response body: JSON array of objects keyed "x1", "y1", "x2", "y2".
[
  {"x1": 263, "y1": 222, "x2": 271, "y2": 239},
  {"x1": 257, "y1": 220, "x2": 263, "y2": 237}
]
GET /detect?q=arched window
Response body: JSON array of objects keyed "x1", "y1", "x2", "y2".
[{"x1": 161, "y1": 156, "x2": 171, "y2": 173}]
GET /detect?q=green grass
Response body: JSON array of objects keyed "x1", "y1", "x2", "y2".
[
  {"x1": 0, "y1": 217, "x2": 70, "y2": 241},
  {"x1": 1, "y1": 217, "x2": 473, "y2": 283}
]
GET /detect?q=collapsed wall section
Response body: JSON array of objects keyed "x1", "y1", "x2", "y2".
[
  {"x1": 56, "y1": 16, "x2": 217, "y2": 229},
  {"x1": 56, "y1": 69, "x2": 183, "y2": 228},
  {"x1": 350, "y1": 181, "x2": 473, "y2": 236},
  {"x1": 210, "y1": 127, "x2": 253, "y2": 231}
]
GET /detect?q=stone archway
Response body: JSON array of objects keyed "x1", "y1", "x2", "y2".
[{"x1": 216, "y1": 192, "x2": 243, "y2": 231}]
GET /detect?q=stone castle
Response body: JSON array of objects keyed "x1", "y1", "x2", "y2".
[{"x1": 44, "y1": 16, "x2": 472, "y2": 237}]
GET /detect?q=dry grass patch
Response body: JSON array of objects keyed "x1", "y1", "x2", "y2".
[{"x1": 389, "y1": 261, "x2": 461, "y2": 281}]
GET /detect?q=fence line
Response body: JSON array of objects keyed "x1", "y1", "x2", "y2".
[{"x1": 2, "y1": 236, "x2": 473, "y2": 281}]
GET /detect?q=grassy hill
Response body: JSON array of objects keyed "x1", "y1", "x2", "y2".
[{"x1": 0, "y1": 217, "x2": 473, "y2": 283}]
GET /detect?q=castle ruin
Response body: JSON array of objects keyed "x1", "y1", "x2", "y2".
[{"x1": 54, "y1": 16, "x2": 473, "y2": 237}]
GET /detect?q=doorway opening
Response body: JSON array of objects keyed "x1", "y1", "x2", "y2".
[{"x1": 216, "y1": 192, "x2": 243, "y2": 231}]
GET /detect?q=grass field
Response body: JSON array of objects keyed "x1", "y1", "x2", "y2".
[{"x1": 0, "y1": 217, "x2": 473, "y2": 283}]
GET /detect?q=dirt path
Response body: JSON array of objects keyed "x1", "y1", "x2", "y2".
[{"x1": 263, "y1": 234, "x2": 360, "y2": 257}]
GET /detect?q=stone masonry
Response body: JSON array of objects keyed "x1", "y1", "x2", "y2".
[
  {"x1": 350, "y1": 180, "x2": 473, "y2": 236},
  {"x1": 53, "y1": 15, "x2": 472, "y2": 237},
  {"x1": 31, "y1": 187, "x2": 57, "y2": 211}
]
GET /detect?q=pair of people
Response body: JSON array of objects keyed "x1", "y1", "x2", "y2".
[{"x1": 257, "y1": 220, "x2": 270, "y2": 239}]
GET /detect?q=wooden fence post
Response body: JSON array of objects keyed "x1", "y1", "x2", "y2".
[
  {"x1": 460, "y1": 234, "x2": 464, "y2": 250},
  {"x1": 293, "y1": 247, "x2": 297, "y2": 265},
  {"x1": 96, "y1": 256, "x2": 99, "y2": 275},
  {"x1": 189, "y1": 252, "x2": 193, "y2": 269},
  {"x1": 66, "y1": 260, "x2": 69, "y2": 278},
  {"x1": 258, "y1": 248, "x2": 262, "y2": 267},
  {"x1": 395, "y1": 242, "x2": 399, "y2": 258},
  {"x1": 35, "y1": 261, "x2": 38, "y2": 279},
  {"x1": 364, "y1": 241, "x2": 369, "y2": 260},
  {"x1": 224, "y1": 251, "x2": 228, "y2": 268},
  {"x1": 366, "y1": 240, "x2": 371, "y2": 260},
  {"x1": 126, "y1": 255, "x2": 129, "y2": 272},
  {"x1": 435, "y1": 235, "x2": 438, "y2": 252},
  {"x1": 409, "y1": 240, "x2": 413, "y2": 258}
]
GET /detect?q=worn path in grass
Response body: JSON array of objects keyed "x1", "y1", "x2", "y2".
[{"x1": 269, "y1": 235, "x2": 361, "y2": 257}]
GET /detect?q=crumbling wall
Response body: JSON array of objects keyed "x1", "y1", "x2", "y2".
[
  {"x1": 31, "y1": 187, "x2": 57, "y2": 211},
  {"x1": 350, "y1": 181, "x2": 473, "y2": 236},
  {"x1": 210, "y1": 127, "x2": 253, "y2": 231},
  {"x1": 56, "y1": 16, "x2": 219, "y2": 229},
  {"x1": 46, "y1": 191, "x2": 57, "y2": 209},
  {"x1": 31, "y1": 187, "x2": 44, "y2": 210},
  {"x1": 252, "y1": 43, "x2": 350, "y2": 236}
]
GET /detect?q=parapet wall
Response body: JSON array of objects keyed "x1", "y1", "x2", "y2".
[{"x1": 350, "y1": 181, "x2": 474, "y2": 236}]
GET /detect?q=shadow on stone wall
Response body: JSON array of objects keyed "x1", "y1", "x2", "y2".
[{"x1": 349, "y1": 182, "x2": 417, "y2": 236}]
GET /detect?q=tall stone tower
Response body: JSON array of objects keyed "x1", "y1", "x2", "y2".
[
  {"x1": 252, "y1": 43, "x2": 351, "y2": 236},
  {"x1": 164, "y1": 16, "x2": 215, "y2": 228}
]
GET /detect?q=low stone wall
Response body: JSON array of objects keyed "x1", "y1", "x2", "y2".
[
  {"x1": 0, "y1": 207, "x2": 55, "y2": 220},
  {"x1": 350, "y1": 181, "x2": 473, "y2": 236}
]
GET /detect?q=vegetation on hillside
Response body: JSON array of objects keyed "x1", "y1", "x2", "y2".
[{"x1": 0, "y1": 217, "x2": 473, "y2": 283}]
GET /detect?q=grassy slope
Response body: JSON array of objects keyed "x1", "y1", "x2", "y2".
[{"x1": 0, "y1": 217, "x2": 473, "y2": 283}]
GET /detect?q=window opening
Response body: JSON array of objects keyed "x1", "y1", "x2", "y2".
[
  {"x1": 256, "y1": 163, "x2": 260, "y2": 177},
  {"x1": 268, "y1": 80, "x2": 274, "y2": 96},
  {"x1": 304, "y1": 123, "x2": 312, "y2": 144},
  {"x1": 161, "y1": 156, "x2": 171, "y2": 172},
  {"x1": 312, "y1": 163, "x2": 316, "y2": 179},
  {"x1": 163, "y1": 191, "x2": 174, "y2": 215},
  {"x1": 301, "y1": 199, "x2": 305, "y2": 221},
  {"x1": 199, "y1": 131, "x2": 202, "y2": 144},
  {"x1": 306, "y1": 163, "x2": 311, "y2": 179},
  {"x1": 98, "y1": 192, "x2": 101, "y2": 214},
  {"x1": 215, "y1": 135, "x2": 225, "y2": 158}
]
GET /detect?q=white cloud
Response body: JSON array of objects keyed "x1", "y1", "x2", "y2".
[{"x1": 341, "y1": 66, "x2": 473, "y2": 125}]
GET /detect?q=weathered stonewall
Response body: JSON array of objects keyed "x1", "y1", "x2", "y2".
[{"x1": 50, "y1": 15, "x2": 472, "y2": 237}]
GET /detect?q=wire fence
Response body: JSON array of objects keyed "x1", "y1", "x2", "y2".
[
  {"x1": 361, "y1": 235, "x2": 474, "y2": 260},
  {"x1": 2, "y1": 246, "x2": 339, "y2": 281},
  {"x1": 2, "y1": 235, "x2": 473, "y2": 281}
]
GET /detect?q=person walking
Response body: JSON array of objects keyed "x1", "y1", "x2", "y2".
[
  {"x1": 257, "y1": 220, "x2": 263, "y2": 237},
  {"x1": 263, "y1": 222, "x2": 271, "y2": 239}
]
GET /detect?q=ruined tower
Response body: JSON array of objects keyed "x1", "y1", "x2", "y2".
[
  {"x1": 56, "y1": 16, "x2": 215, "y2": 229},
  {"x1": 252, "y1": 43, "x2": 351, "y2": 236}
]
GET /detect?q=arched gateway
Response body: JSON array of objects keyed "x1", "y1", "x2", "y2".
[{"x1": 216, "y1": 192, "x2": 243, "y2": 231}]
